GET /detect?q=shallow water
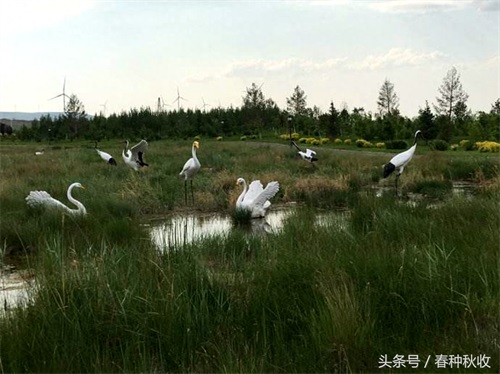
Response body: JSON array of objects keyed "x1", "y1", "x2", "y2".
[
  {"x1": 0, "y1": 268, "x2": 31, "y2": 312},
  {"x1": 148, "y1": 206, "x2": 349, "y2": 251}
]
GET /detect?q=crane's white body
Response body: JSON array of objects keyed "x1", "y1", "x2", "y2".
[
  {"x1": 292, "y1": 141, "x2": 318, "y2": 163},
  {"x1": 179, "y1": 141, "x2": 201, "y2": 181},
  {"x1": 236, "y1": 178, "x2": 280, "y2": 218},
  {"x1": 383, "y1": 130, "x2": 422, "y2": 178},
  {"x1": 298, "y1": 148, "x2": 317, "y2": 163},
  {"x1": 387, "y1": 144, "x2": 416, "y2": 175},
  {"x1": 123, "y1": 139, "x2": 148, "y2": 170},
  {"x1": 96, "y1": 148, "x2": 117, "y2": 166},
  {"x1": 383, "y1": 130, "x2": 423, "y2": 195},
  {"x1": 26, "y1": 182, "x2": 87, "y2": 216}
]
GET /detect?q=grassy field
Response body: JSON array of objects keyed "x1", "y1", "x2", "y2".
[{"x1": 0, "y1": 138, "x2": 499, "y2": 372}]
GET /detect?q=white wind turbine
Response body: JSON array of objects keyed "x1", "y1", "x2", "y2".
[
  {"x1": 172, "y1": 87, "x2": 187, "y2": 111},
  {"x1": 201, "y1": 97, "x2": 211, "y2": 112},
  {"x1": 100, "y1": 100, "x2": 108, "y2": 117},
  {"x1": 157, "y1": 96, "x2": 170, "y2": 113},
  {"x1": 49, "y1": 77, "x2": 70, "y2": 112}
]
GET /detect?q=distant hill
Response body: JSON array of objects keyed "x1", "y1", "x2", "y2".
[{"x1": 0, "y1": 112, "x2": 63, "y2": 121}]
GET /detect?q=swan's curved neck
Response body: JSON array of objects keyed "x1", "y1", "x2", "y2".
[
  {"x1": 67, "y1": 184, "x2": 86, "y2": 215},
  {"x1": 236, "y1": 180, "x2": 248, "y2": 205},
  {"x1": 192, "y1": 145, "x2": 198, "y2": 161}
]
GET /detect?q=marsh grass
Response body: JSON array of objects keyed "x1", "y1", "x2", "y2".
[{"x1": 0, "y1": 139, "x2": 499, "y2": 372}]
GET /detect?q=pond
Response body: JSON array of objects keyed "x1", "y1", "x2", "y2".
[
  {"x1": 0, "y1": 267, "x2": 31, "y2": 313},
  {"x1": 148, "y1": 205, "x2": 349, "y2": 251}
]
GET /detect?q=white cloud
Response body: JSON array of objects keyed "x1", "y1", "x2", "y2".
[
  {"x1": 352, "y1": 48, "x2": 446, "y2": 70},
  {"x1": 365, "y1": 0, "x2": 498, "y2": 13},
  {"x1": 224, "y1": 57, "x2": 348, "y2": 78}
]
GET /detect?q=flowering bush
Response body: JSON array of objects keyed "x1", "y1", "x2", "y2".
[
  {"x1": 334, "y1": 138, "x2": 343, "y2": 145},
  {"x1": 376, "y1": 142, "x2": 385, "y2": 148},
  {"x1": 356, "y1": 139, "x2": 374, "y2": 148},
  {"x1": 344, "y1": 139, "x2": 352, "y2": 145},
  {"x1": 320, "y1": 138, "x2": 330, "y2": 144},
  {"x1": 240, "y1": 136, "x2": 247, "y2": 141},
  {"x1": 216, "y1": 136, "x2": 223, "y2": 141},
  {"x1": 194, "y1": 135, "x2": 201, "y2": 140},
  {"x1": 279, "y1": 132, "x2": 300, "y2": 141},
  {"x1": 476, "y1": 141, "x2": 500, "y2": 152},
  {"x1": 459, "y1": 139, "x2": 475, "y2": 151},
  {"x1": 451, "y1": 144, "x2": 458, "y2": 151}
]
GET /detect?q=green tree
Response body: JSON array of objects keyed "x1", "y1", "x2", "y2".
[
  {"x1": 377, "y1": 79, "x2": 399, "y2": 116},
  {"x1": 434, "y1": 67, "x2": 469, "y2": 123},
  {"x1": 65, "y1": 94, "x2": 87, "y2": 139},
  {"x1": 286, "y1": 85, "x2": 307, "y2": 117},
  {"x1": 417, "y1": 101, "x2": 437, "y2": 140}
]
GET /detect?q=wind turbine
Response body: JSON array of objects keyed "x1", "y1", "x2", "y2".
[
  {"x1": 201, "y1": 97, "x2": 211, "y2": 112},
  {"x1": 100, "y1": 100, "x2": 108, "y2": 117},
  {"x1": 49, "y1": 77, "x2": 70, "y2": 112},
  {"x1": 157, "y1": 96, "x2": 170, "y2": 113},
  {"x1": 172, "y1": 87, "x2": 187, "y2": 111}
]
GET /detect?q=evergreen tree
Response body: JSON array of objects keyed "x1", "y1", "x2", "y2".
[
  {"x1": 286, "y1": 85, "x2": 307, "y2": 117},
  {"x1": 434, "y1": 67, "x2": 469, "y2": 123},
  {"x1": 377, "y1": 79, "x2": 400, "y2": 116},
  {"x1": 417, "y1": 101, "x2": 437, "y2": 139}
]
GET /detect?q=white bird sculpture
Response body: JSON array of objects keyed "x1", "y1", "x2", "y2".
[
  {"x1": 383, "y1": 130, "x2": 424, "y2": 194},
  {"x1": 25, "y1": 182, "x2": 87, "y2": 216},
  {"x1": 179, "y1": 141, "x2": 201, "y2": 204},
  {"x1": 95, "y1": 142, "x2": 117, "y2": 166},
  {"x1": 122, "y1": 139, "x2": 149, "y2": 170},
  {"x1": 291, "y1": 141, "x2": 318, "y2": 164},
  {"x1": 236, "y1": 178, "x2": 280, "y2": 218}
]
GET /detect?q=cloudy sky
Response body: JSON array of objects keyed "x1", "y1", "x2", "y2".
[{"x1": 1, "y1": 0, "x2": 498, "y2": 118}]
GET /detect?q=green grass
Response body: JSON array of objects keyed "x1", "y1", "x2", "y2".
[{"x1": 0, "y1": 138, "x2": 499, "y2": 372}]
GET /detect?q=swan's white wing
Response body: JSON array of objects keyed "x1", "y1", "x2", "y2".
[
  {"x1": 26, "y1": 191, "x2": 69, "y2": 212},
  {"x1": 249, "y1": 181, "x2": 280, "y2": 211},
  {"x1": 243, "y1": 180, "x2": 264, "y2": 204}
]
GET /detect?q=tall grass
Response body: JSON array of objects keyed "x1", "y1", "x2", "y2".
[
  {"x1": 0, "y1": 192, "x2": 498, "y2": 372},
  {"x1": 0, "y1": 139, "x2": 499, "y2": 372}
]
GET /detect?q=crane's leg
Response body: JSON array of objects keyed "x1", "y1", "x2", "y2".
[
  {"x1": 395, "y1": 174, "x2": 400, "y2": 197},
  {"x1": 190, "y1": 180, "x2": 195, "y2": 205},
  {"x1": 184, "y1": 180, "x2": 188, "y2": 205}
]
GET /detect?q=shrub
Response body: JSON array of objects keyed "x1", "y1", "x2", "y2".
[
  {"x1": 320, "y1": 138, "x2": 329, "y2": 144},
  {"x1": 459, "y1": 140, "x2": 475, "y2": 151},
  {"x1": 375, "y1": 142, "x2": 385, "y2": 149},
  {"x1": 355, "y1": 139, "x2": 373, "y2": 148},
  {"x1": 430, "y1": 139, "x2": 449, "y2": 151},
  {"x1": 311, "y1": 139, "x2": 320, "y2": 146},
  {"x1": 240, "y1": 136, "x2": 247, "y2": 141},
  {"x1": 194, "y1": 135, "x2": 201, "y2": 140},
  {"x1": 476, "y1": 141, "x2": 500, "y2": 152},
  {"x1": 344, "y1": 139, "x2": 352, "y2": 145},
  {"x1": 451, "y1": 144, "x2": 458, "y2": 151},
  {"x1": 216, "y1": 136, "x2": 223, "y2": 141},
  {"x1": 334, "y1": 138, "x2": 343, "y2": 145},
  {"x1": 385, "y1": 140, "x2": 408, "y2": 150},
  {"x1": 298, "y1": 138, "x2": 307, "y2": 144},
  {"x1": 305, "y1": 138, "x2": 318, "y2": 144}
]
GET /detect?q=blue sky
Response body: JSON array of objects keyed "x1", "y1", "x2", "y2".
[{"x1": 1, "y1": 0, "x2": 498, "y2": 118}]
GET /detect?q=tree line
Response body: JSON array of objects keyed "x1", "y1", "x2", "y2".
[{"x1": 16, "y1": 67, "x2": 500, "y2": 143}]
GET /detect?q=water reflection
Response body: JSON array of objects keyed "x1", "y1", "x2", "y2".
[
  {"x1": 0, "y1": 268, "x2": 31, "y2": 312},
  {"x1": 149, "y1": 206, "x2": 350, "y2": 251}
]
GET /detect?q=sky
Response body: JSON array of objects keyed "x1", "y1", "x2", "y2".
[{"x1": 0, "y1": 0, "x2": 498, "y2": 118}]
